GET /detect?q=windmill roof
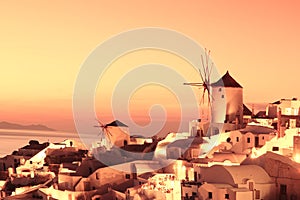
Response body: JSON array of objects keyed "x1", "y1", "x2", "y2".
[
  {"x1": 211, "y1": 71, "x2": 242, "y2": 88},
  {"x1": 272, "y1": 100, "x2": 281, "y2": 104},
  {"x1": 105, "y1": 120, "x2": 128, "y2": 127},
  {"x1": 243, "y1": 104, "x2": 252, "y2": 116},
  {"x1": 255, "y1": 111, "x2": 267, "y2": 118}
]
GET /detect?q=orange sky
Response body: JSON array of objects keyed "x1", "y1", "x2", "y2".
[{"x1": 1, "y1": 1, "x2": 300, "y2": 133}]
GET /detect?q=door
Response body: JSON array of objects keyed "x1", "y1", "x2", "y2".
[
  {"x1": 280, "y1": 184, "x2": 287, "y2": 200},
  {"x1": 255, "y1": 136, "x2": 259, "y2": 147}
]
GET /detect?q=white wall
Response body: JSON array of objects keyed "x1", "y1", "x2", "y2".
[{"x1": 211, "y1": 87, "x2": 243, "y2": 125}]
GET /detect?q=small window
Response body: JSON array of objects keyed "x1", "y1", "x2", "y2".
[
  {"x1": 208, "y1": 192, "x2": 213, "y2": 199},
  {"x1": 225, "y1": 194, "x2": 229, "y2": 199},
  {"x1": 247, "y1": 137, "x2": 251, "y2": 143},
  {"x1": 262, "y1": 136, "x2": 264, "y2": 140},
  {"x1": 30, "y1": 161, "x2": 33, "y2": 164},
  {"x1": 272, "y1": 146, "x2": 279, "y2": 151},
  {"x1": 192, "y1": 192, "x2": 197, "y2": 196},
  {"x1": 125, "y1": 174, "x2": 130, "y2": 179},
  {"x1": 214, "y1": 129, "x2": 219, "y2": 135},
  {"x1": 226, "y1": 137, "x2": 231, "y2": 143},
  {"x1": 249, "y1": 182, "x2": 254, "y2": 190},
  {"x1": 280, "y1": 184, "x2": 287, "y2": 194},
  {"x1": 96, "y1": 172, "x2": 99, "y2": 180},
  {"x1": 255, "y1": 190, "x2": 260, "y2": 199},
  {"x1": 219, "y1": 88, "x2": 222, "y2": 92},
  {"x1": 236, "y1": 137, "x2": 239, "y2": 142},
  {"x1": 221, "y1": 94, "x2": 225, "y2": 98}
]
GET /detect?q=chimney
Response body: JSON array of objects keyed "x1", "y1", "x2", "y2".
[{"x1": 277, "y1": 108, "x2": 281, "y2": 138}]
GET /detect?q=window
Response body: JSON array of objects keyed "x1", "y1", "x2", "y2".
[
  {"x1": 249, "y1": 182, "x2": 254, "y2": 191},
  {"x1": 221, "y1": 94, "x2": 225, "y2": 98},
  {"x1": 272, "y1": 146, "x2": 279, "y2": 151},
  {"x1": 214, "y1": 129, "x2": 219, "y2": 135},
  {"x1": 226, "y1": 137, "x2": 231, "y2": 143},
  {"x1": 30, "y1": 161, "x2": 33, "y2": 164},
  {"x1": 262, "y1": 136, "x2": 264, "y2": 140},
  {"x1": 208, "y1": 192, "x2": 213, "y2": 199},
  {"x1": 247, "y1": 137, "x2": 251, "y2": 143},
  {"x1": 84, "y1": 182, "x2": 90, "y2": 191},
  {"x1": 194, "y1": 172, "x2": 198, "y2": 182},
  {"x1": 280, "y1": 184, "x2": 287, "y2": 195},
  {"x1": 225, "y1": 194, "x2": 229, "y2": 199},
  {"x1": 236, "y1": 137, "x2": 239, "y2": 142},
  {"x1": 255, "y1": 190, "x2": 260, "y2": 199},
  {"x1": 219, "y1": 88, "x2": 222, "y2": 92},
  {"x1": 192, "y1": 192, "x2": 197, "y2": 196},
  {"x1": 125, "y1": 174, "x2": 130, "y2": 179},
  {"x1": 96, "y1": 172, "x2": 99, "y2": 180}
]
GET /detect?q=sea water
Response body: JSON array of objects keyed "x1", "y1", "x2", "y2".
[{"x1": 0, "y1": 129, "x2": 83, "y2": 157}]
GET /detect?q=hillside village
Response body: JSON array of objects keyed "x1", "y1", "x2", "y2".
[{"x1": 1, "y1": 72, "x2": 300, "y2": 200}]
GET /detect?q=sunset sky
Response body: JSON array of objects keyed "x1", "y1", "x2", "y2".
[{"x1": 1, "y1": 1, "x2": 300, "y2": 134}]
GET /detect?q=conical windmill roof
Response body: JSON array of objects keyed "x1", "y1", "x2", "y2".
[
  {"x1": 211, "y1": 71, "x2": 242, "y2": 88},
  {"x1": 105, "y1": 120, "x2": 128, "y2": 127}
]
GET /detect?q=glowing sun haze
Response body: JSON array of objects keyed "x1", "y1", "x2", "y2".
[{"x1": 0, "y1": 1, "x2": 299, "y2": 132}]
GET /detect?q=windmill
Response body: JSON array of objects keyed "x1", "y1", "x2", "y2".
[
  {"x1": 184, "y1": 49, "x2": 215, "y2": 121},
  {"x1": 94, "y1": 119, "x2": 113, "y2": 149}
]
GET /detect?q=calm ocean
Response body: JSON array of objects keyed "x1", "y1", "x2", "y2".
[{"x1": 0, "y1": 129, "x2": 83, "y2": 157}]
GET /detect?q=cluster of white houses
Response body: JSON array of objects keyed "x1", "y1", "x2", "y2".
[{"x1": 1, "y1": 72, "x2": 300, "y2": 199}]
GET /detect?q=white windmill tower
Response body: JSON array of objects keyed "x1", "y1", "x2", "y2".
[
  {"x1": 185, "y1": 50, "x2": 244, "y2": 136},
  {"x1": 210, "y1": 70, "x2": 243, "y2": 129}
]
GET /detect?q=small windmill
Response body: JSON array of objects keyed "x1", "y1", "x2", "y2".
[
  {"x1": 184, "y1": 49, "x2": 214, "y2": 121},
  {"x1": 94, "y1": 119, "x2": 113, "y2": 149}
]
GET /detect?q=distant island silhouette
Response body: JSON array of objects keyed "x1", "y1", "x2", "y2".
[{"x1": 0, "y1": 121, "x2": 55, "y2": 131}]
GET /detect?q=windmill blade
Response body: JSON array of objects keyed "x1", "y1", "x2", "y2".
[
  {"x1": 98, "y1": 130, "x2": 103, "y2": 136},
  {"x1": 207, "y1": 62, "x2": 214, "y2": 84},
  {"x1": 197, "y1": 68, "x2": 205, "y2": 84},
  {"x1": 105, "y1": 127, "x2": 113, "y2": 136},
  {"x1": 96, "y1": 119, "x2": 105, "y2": 127},
  {"x1": 200, "y1": 55, "x2": 208, "y2": 83},
  {"x1": 94, "y1": 118, "x2": 107, "y2": 136},
  {"x1": 104, "y1": 128, "x2": 113, "y2": 145},
  {"x1": 206, "y1": 87, "x2": 214, "y2": 109},
  {"x1": 199, "y1": 88, "x2": 206, "y2": 106},
  {"x1": 205, "y1": 50, "x2": 211, "y2": 80},
  {"x1": 183, "y1": 82, "x2": 204, "y2": 86}
]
